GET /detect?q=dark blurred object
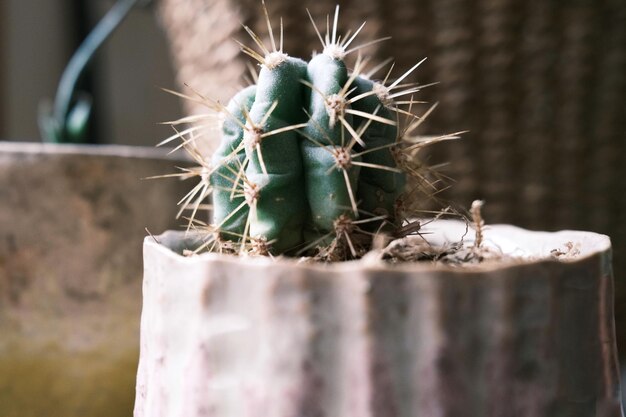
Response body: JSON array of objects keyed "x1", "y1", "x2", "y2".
[
  {"x1": 157, "y1": 0, "x2": 626, "y2": 367},
  {"x1": 38, "y1": 0, "x2": 153, "y2": 144}
]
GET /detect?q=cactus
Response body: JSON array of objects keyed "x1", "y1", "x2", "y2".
[{"x1": 162, "y1": 3, "x2": 461, "y2": 259}]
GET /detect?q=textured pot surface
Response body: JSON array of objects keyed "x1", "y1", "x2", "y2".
[
  {"x1": 0, "y1": 143, "x2": 191, "y2": 417},
  {"x1": 136, "y1": 222, "x2": 623, "y2": 417}
]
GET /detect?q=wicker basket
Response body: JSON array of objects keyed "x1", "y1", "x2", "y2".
[{"x1": 157, "y1": 0, "x2": 626, "y2": 358}]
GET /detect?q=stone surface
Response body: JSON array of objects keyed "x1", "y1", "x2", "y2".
[
  {"x1": 136, "y1": 222, "x2": 623, "y2": 417},
  {"x1": 0, "y1": 142, "x2": 192, "y2": 417}
]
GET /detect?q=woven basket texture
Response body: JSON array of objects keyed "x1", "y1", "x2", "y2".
[{"x1": 157, "y1": 0, "x2": 626, "y2": 355}]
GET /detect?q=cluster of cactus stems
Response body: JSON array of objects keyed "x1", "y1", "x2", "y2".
[{"x1": 158, "y1": 2, "x2": 461, "y2": 260}]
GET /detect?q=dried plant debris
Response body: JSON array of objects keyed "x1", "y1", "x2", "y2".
[
  {"x1": 362, "y1": 203, "x2": 506, "y2": 266},
  {"x1": 156, "y1": 2, "x2": 473, "y2": 263},
  {"x1": 550, "y1": 241, "x2": 581, "y2": 259}
]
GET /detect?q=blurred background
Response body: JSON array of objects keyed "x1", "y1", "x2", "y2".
[
  {"x1": 0, "y1": 2, "x2": 186, "y2": 416},
  {"x1": 0, "y1": 0, "x2": 625, "y2": 415},
  {"x1": 0, "y1": 0, "x2": 180, "y2": 144}
]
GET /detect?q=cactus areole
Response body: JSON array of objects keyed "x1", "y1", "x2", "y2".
[{"x1": 166, "y1": 5, "x2": 457, "y2": 259}]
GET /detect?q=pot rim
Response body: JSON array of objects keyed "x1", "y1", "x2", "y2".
[
  {"x1": 146, "y1": 220, "x2": 612, "y2": 275},
  {"x1": 0, "y1": 141, "x2": 184, "y2": 161}
]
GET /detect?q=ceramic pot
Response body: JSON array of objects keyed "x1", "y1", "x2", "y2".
[
  {"x1": 0, "y1": 142, "x2": 190, "y2": 417},
  {"x1": 135, "y1": 221, "x2": 623, "y2": 417}
]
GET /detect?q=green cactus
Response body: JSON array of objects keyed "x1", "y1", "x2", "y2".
[
  {"x1": 210, "y1": 85, "x2": 256, "y2": 241},
  {"x1": 163, "y1": 4, "x2": 459, "y2": 259}
]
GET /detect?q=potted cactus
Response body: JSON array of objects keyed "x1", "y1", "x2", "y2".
[{"x1": 134, "y1": 4, "x2": 623, "y2": 416}]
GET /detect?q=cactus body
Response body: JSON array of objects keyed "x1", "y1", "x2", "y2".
[{"x1": 207, "y1": 8, "x2": 418, "y2": 256}]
